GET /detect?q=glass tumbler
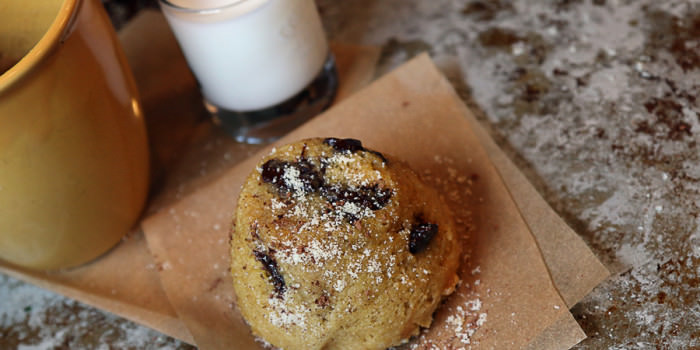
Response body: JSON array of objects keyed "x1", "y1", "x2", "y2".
[{"x1": 160, "y1": 0, "x2": 338, "y2": 144}]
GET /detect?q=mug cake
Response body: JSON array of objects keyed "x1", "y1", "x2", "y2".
[{"x1": 230, "y1": 137, "x2": 461, "y2": 349}]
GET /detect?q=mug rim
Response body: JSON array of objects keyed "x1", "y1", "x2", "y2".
[{"x1": 0, "y1": 0, "x2": 81, "y2": 93}]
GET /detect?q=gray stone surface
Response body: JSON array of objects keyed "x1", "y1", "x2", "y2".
[
  {"x1": 0, "y1": 274, "x2": 191, "y2": 349},
  {"x1": 2, "y1": 0, "x2": 699, "y2": 349}
]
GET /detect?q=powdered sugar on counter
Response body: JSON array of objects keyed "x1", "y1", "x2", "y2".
[{"x1": 0, "y1": 275, "x2": 187, "y2": 349}]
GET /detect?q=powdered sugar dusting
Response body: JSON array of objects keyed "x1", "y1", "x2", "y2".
[
  {"x1": 282, "y1": 166, "x2": 305, "y2": 197},
  {"x1": 267, "y1": 295, "x2": 307, "y2": 328},
  {"x1": 333, "y1": 279, "x2": 346, "y2": 292}
]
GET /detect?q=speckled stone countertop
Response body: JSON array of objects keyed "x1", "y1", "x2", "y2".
[{"x1": 2, "y1": 0, "x2": 698, "y2": 349}]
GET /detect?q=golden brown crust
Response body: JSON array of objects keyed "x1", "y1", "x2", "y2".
[{"x1": 230, "y1": 138, "x2": 461, "y2": 350}]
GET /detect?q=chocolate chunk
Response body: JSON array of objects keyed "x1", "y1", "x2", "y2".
[
  {"x1": 323, "y1": 184, "x2": 392, "y2": 223},
  {"x1": 261, "y1": 159, "x2": 286, "y2": 185},
  {"x1": 408, "y1": 221, "x2": 438, "y2": 254},
  {"x1": 355, "y1": 185, "x2": 392, "y2": 210},
  {"x1": 253, "y1": 250, "x2": 286, "y2": 297},
  {"x1": 323, "y1": 184, "x2": 393, "y2": 211},
  {"x1": 324, "y1": 137, "x2": 364, "y2": 153},
  {"x1": 367, "y1": 150, "x2": 389, "y2": 164},
  {"x1": 324, "y1": 137, "x2": 388, "y2": 164},
  {"x1": 261, "y1": 159, "x2": 323, "y2": 194},
  {"x1": 300, "y1": 160, "x2": 324, "y2": 191}
]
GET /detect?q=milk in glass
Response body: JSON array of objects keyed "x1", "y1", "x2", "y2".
[{"x1": 161, "y1": 0, "x2": 329, "y2": 112}]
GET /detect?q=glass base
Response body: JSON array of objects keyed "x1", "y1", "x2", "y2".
[{"x1": 206, "y1": 55, "x2": 339, "y2": 144}]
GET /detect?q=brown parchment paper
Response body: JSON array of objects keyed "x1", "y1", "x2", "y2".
[
  {"x1": 142, "y1": 54, "x2": 573, "y2": 349},
  {"x1": 469, "y1": 110, "x2": 610, "y2": 308},
  {"x1": 434, "y1": 57, "x2": 610, "y2": 309}
]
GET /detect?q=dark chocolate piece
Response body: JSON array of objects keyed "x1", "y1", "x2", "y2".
[
  {"x1": 261, "y1": 159, "x2": 323, "y2": 194},
  {"x1": 323, "y1": 137, "x2": 388, "y2": 164},
  {"x1": 261, "y1": 159, "x2": 286, "y2": 186},
  {"x1": 324, "y1": 184, "x2": 392, "y2": 211},
  {"x1": 324, "y1": 137, "x2": 364, "y2": 153},
  {"x1": 322, "y1": 185, "x2": 393, "y2": 223},
  {"x1": 254, "y1": 250, "x2": 286, "y2": 297},
  {"x1": 367, "y1": 150, "x2": 389, "y2": 164},
  {"x1": 296, "y1": 159, "x2": 324, "y2": 192},
  {"x1": 408, "y1": 221, "x2": 438, "y2": 254}
]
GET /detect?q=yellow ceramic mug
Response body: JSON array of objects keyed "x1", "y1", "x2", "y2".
[{"x1": 0, "y1": 0, "x2": 150, "y2": 270}]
